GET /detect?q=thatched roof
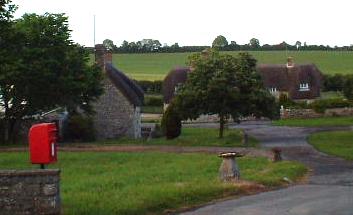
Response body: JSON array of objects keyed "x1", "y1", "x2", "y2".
[
  {"x1": 257, "y1": 63, "x2": 322, "y2": 99},
  {"x1": 105, "y1": 63, "x2": 144, "y2": 106},
  {"x1": 163, "y1": 67, "x2": 190, "y2": 104}
]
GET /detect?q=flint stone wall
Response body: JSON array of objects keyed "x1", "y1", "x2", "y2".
[
  {"x1": 280, "y1": 107, "x2": 353, "y2": 119},
  {"x1": 0, "y1": 169, "x2": 60, "y2": 215},
  {"x1": 92, "y1": 78, "x2": 141, "y2": 140}
]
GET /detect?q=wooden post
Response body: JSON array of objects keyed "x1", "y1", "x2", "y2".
[
  {"x1": 218, "y1": 152, "x2": 243, "y2": 182},
  {"x1": 272, "y1": 147, "x2": 282, "y2": 162}
]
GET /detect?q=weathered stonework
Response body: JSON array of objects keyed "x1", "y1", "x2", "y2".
[
  {"x1": 92, "y1": 77, "x2": 141, "y2": 139},
  {"x1": 0, "y1": 169, "x2": 60, "y2": 215},
  {"x1": 280, "y1": 107, "x2": 353, "y2": 119},
  {"x1": 92, "y1": 44, "x2": 142, "y2": 140}
]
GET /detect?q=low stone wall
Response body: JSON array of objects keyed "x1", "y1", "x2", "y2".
[
  {"x1": 280, "y1": 107, "x2": 353, "y2": 119},
  {"x1": 0, "y1": 169, "x2": 60, "y2": 215}
]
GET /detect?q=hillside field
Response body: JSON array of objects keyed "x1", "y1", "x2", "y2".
[{"x1": 92, "y1": 51, "x2": 353, "y2": 80}]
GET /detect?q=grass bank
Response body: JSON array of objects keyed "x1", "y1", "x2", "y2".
[
  {"x1": 273, "y1": 116, "x2": 353, "y2": 127},
  {"x1": 0, "y1": 152, "x2": 307, "y2": 215},
  {"x1": 309, "y1": 131, "x2": 353, "y2": 160},
  {"x1": 97, "y1": 127, "x2": 258, "y2": 147}
]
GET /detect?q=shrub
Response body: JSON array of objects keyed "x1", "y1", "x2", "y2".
[
  {"x1": 322, "y1": 74, "x2": 345, "y2": 92},
  {"x1": 64, "y1": 114, "x2": 95, "y2": 142},
  {"x1": 310, "y1": 98, "x2": 352, "y2": 113},
  {"x1": 343, "y1": 75, "x2": 353, "y2": 100},
  {"x1": 144, "y1": 95, "x2": 163, "y2": 106},
  {"x1": 161, "y1": 103, "x2": 181, "y2": 139}
]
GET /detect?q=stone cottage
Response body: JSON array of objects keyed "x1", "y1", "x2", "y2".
[
  {"x1": 163, "y1": 57, "x2": 322, "y2": 105},
  {"x1": 93, "y1": 44, "x2": 144, "y2": 139}
]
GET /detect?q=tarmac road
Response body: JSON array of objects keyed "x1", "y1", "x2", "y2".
[{"x1": 180, "y1": 121, "x2": 353, "y2": 215}]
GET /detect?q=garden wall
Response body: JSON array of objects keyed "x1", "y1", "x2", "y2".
[
  {"x1": 0, "y1": 169, "x2": 61, "y2": 215},
  {"x1": 280, "y1": 107, "x2": 353, "y2": 119}
]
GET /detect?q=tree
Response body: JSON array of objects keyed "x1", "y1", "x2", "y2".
[
  {"x1": 174, "y1": 49, "x2": 277, "y2": 138},
  {"x1": 295, "y1": 41, "x2": 302, "y2": 50},
  {"x1": 212, "y1": 35, "x2": 228, "y2": 49},
  {"x1": 103, "y1": 39, "x2": 117, "y2": 51},
  {"x1": 0, "y1": 11, "x2": 103, "y2": 143},
  {"x1": 343, "y1": 75, "x2": 353, "y2": 100},
  {"x1": 249, "y1": 38, "x2": 260, "y2": 49}
]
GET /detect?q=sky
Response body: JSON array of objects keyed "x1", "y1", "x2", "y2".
[{"x1": 12, "y1": 0, "x2": 353, "y2": 47}]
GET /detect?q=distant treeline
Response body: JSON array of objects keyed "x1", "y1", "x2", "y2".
[{"x1": 86, "y1": 37, "x2": 353, "y2": 54}]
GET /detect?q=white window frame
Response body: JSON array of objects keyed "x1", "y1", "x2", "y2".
[
  {"x1": 269, "y1": 87, "x2": 277, "y2": 93},
  {"x1": 299, "y1": 83, "x2": 310, "y2": 91}
]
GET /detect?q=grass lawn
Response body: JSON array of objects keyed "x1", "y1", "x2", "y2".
[
  {"x1": 273, "y1": 116, "x2": 353, "y2": 127},
  {"x1": 309, "y1": 131, "x2": 353, "y2": 160},
  {"x1": 0, "y1": 152, "x2": 307, "y2": 215},
  {"x1": 90, "y1": 51, "x2": 353, "y2": 80},
  {"x1": 96, "y1": 127, "x2": 258, "y2": 147},
  {"x1": 142, "y1": 105, "x2": 163, "y2": 114}
]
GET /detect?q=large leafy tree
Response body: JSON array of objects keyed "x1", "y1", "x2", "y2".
[
  {"x1": 0, "y1": 4, "x2": 103, "y2": 143},
  {"x1": 174, "y1": 49, "x2": 277, "y2": 138},
  {"x1": 212, "y1": 35, "x2": 228, "y2": 49}
]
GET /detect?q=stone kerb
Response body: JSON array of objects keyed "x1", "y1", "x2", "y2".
[{"x1": 0, "y1": 169, "x2": 61, "y2": 215}]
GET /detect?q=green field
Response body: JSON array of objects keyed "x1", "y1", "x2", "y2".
[
  {"x1": 93, "y1": 51, "x2": 353, "y2": 80},
  {"x1": 0, "y1": 152, "x2": 306, "y2": 214},
  {"x1": 309, "y1": 131, "x2": 353, "y2": 160}
]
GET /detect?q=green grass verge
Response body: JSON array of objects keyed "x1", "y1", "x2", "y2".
[
  {"x1": 273, "y1": 116, "x2": 353, "y2": 127},
  {"x1": 0, "y1": 152, "x2": 307, "y2": 215},
  {"x1": 96, "y1": 127, "x2": 258, "y2": 147},
  {"x1": 309, "y1": 131, "x2": 353, "y2": 160},
  {"x1": 91, "y1": 51, "x2": 353, "y2": 80}
]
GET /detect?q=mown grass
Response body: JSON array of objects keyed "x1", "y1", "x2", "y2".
[
  {"x1": 91, "y1": 51, "x2": 353, "y2": 80},
  {"x1": 273, "y1": 116, "x2": 353, "y2": 127},
  {"x1": 309, "y1": 131, "x2": 353, "y2": 160},
  {"x1": 0, "y1": 152, "x2": 307, "y2": 215},
  {"x1": 96, "y1": 127, "x2": 258, "y2": 147}
]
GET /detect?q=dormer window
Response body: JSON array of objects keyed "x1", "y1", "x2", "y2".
[
  {"x1": 269, "y1": 87, "x2": 277, "y2": 93},
  {"x1": 299, "y1": 83, "x2": 309, "y2": 91}
]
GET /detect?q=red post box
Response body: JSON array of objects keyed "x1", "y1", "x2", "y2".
[{"x1": 29, "y1": 123, "x2": 58, "y2": 165}]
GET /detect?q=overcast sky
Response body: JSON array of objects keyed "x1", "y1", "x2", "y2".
[{"x1": 12, "y1": 0, "x2": 353, "y2": 47}]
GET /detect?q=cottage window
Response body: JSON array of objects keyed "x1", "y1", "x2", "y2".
[
  {"x1": 269, "y1": 87, "x2": 277, "y2": 93},
  {"x1": 174, "y1": 83, "x2": 183, "y2": 95},
  {"x1": 299, "y1": 83, "x2": 309, "y2": 91}
]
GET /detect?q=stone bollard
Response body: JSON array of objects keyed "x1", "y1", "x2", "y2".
[
  {"x1": 272, "y1": 147, "x2": 282, "y2": 162},
  {"x1": 218, "y1": 152, "x2": 243, "y2": 182}
]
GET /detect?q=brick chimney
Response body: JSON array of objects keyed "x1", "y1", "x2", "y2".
[
  {"x1": 286, "y1": 57, "x2": 294, "y2": 68},
  {"x1": 95, "y1": 44, "x2": 112, "y2": 70}
]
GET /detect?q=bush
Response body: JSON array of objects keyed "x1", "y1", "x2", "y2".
[
  {"x1": 64, "y1": 114, "x2": 95, "y2": 142},
  {"x1": 310, "y1": 98, "x2": 353, "y2": 113},
  {"x1": 343, "y1": 75, "x2": 353, "y2": 100},
  {"x1": 161, "y1": 103, "x2": 181, "y2": 139},
  {"x1": 135, "y1": 80, "x2": 163, "y2": 94},
  {"x1": 322, "y1": 74, "x2": 345, "y2": 92},
  {"x1": 278, "y1": 95, "x2": 309, "y2": 109},
  {"x1": 144, "y1": 95, "x2": 163, "y2": 106}
]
